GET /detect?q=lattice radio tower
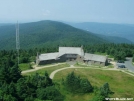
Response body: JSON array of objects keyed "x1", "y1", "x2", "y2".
[{"x1": 16, "y1": 21, "x2": 20, "y2": 64}]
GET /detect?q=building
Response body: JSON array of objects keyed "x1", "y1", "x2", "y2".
[
  {"x1": 84, "y1": 53, "x2": 108, "y2": 66},
  {"x1": 36, "y1": 46, "x2": 108, "y2": 66}
]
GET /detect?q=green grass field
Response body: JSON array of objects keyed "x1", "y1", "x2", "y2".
[
  {"x1": 24, "y1": 63, "x2": 70, "y2": 76},
  {"x1": 24, "y1": 63, "x2": 134, "y2": 101},
  {"x1": 54, "y1": 68, "x2": 134, "y2": 101},
  {"x1": 19, "y1": 63, "x2": 32, "y2": 71}
]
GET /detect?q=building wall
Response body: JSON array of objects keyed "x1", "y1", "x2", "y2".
[
  {"x1": 58, "y1": 54, "x2": 83, "y2": 62},
  {"x1": 76, "y1": 55, "x2": 83, "y2": 62},
  {"x1": 38, "y1": 59, "x2": 59, "y2": 65},
  {"x1": 84, "y1": 60, "x2": 106, "y2": 66},
  {"x1": 38, "y1": 54, "x2": 82, "y2": 65},
  {"x1": 57, "y1": 54, "x2": 68, "y2": 62}
]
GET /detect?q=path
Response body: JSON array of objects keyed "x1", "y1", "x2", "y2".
[
  {"x1": 49, "y1": 65, "x2": 134, "y2": 79},
  {"x1": 49, "y1": 66, "x2": 119, "y2": 79},
  {"x1": 21, "y1": 62, "x2": 134, "y2": 79},
  {"x1": 110, "y1": 61, "x2": 117, "y2": 69},
  {"x1": 21, "y1": 63, "x2": 65, "y2": 74}
]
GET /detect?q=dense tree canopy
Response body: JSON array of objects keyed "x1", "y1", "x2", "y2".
[
  {"x1": 0, "y1": 54, "x2": 63, "y2": 101},
  {"x1": 62, "y1": 71, "x2": 93, "y2": 93}
]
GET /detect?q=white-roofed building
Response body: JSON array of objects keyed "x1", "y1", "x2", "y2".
[
  {"x1": 36, "y1": 46, "x2": 108, "y2": 66},
  {"x1": 39, "y1": 52, "x2": 59, "y2": 61},
  {"x1": 36, "y1": 52, "x2": 59, "y2": 65},
  {"x1": 36, "y1": 46, "x2": 84, "y2": 65},
  {"x1": 84, "y1": 53, "x2": 108, "y2": 66}
]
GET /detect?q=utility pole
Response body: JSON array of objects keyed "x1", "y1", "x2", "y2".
[{"x1": 16, "y1": 21, "x2": 20, "y2": 64}]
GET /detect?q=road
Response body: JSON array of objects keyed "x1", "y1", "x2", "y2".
[{"x1": 125, "y1": 58, "x2": 134, "y2": 72}]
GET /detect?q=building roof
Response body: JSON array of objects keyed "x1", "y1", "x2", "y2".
[
  {"x1": 38, "y1": 47, "x2": 107, "y2": 63},
  {"x1": 39, "y1": 52, "x2": 59, "y2": 61},
  {"x1": 84, "y1": 53, "x2": 107, "y2": 62},
  {"x1": 58, "y1": 47, "x2": 84, "y2": 57}
]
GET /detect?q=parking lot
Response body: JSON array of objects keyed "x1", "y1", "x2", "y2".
[{"x1": 125, "y1": 58, "x2": 134, "y2": 72}]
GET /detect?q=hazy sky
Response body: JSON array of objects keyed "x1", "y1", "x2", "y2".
[{"x1": 0, "y1": 0, "x2": 134, "y2": 24}]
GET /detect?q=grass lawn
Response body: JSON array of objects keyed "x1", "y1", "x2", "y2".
[
  {"x1": 19, "y1": 63, "x2": 31, "y2": 71},
  {"x1": 24, "y1": 63, "x2": 70, "y2": 76},
  {"x1": 54, "y1": 68, "x2": 134, "y2": 101}
]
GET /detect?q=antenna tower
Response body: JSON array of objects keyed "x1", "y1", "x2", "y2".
[{"x1": 16, "y1": 21, "x2": 20, "y2": 64}]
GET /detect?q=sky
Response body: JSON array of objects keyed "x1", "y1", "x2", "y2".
[{"x1": 0, "y1": 0, "x2": 134, "y2": 24}]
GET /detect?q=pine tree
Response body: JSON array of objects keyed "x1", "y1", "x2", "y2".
[
  {"x1": 80, "y1": 78, "x2": 93, "y2": 93},
  {"x1": 10, "y1": 63, "x2": 22, "y2": 83},
  {"x1": 99, "y1": 82, "x2": 112, "y2": 98}
]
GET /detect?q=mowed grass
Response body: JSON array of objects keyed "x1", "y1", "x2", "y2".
[
  {"x1": 54, "y1": 68, "x2": 134, "y2": 101},
  {"x1": 19, "y1": 63, "x2": 31, "y2": 71},
  {"x1": 24, "y1": 63, "x2": 70, "y2": 76}
]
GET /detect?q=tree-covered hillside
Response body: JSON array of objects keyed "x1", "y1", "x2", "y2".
[{"x1": 0, "y1": 20, "x2": 107, "y2": 50}]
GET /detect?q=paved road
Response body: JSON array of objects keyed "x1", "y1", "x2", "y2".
[{"x1": 125, "y1": 58, "x2": 134, "y2": 72}]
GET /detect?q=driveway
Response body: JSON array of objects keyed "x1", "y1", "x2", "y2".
[{"x1": 125, "y1": 58, "x2": 134, "y2": 72}]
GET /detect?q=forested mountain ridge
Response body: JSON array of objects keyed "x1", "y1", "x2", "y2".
[
  {"x1": 0, "y1": 20, "x2": 107, "y2": 50},
  {"x1": 67, "y1": 22, "x2": 134, "y2": 43}
]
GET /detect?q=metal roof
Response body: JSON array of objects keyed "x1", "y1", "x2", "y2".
[
  {"x1": 39, "y1": 52, "x2": 59, "y2": 61},
  {"x1": 38, "y1": 47, "x2": 107, "y2": 63},
  {"x1": 59, "y1": 47, "x2": 84, "y2": 57},
  {"x1": 84, "y1": 53, "x2": 107, "y2": 62}
]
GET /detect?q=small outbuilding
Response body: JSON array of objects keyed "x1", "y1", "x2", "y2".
[{"x1": 84, "y1": 53, "x2": 108, "y2": 66}]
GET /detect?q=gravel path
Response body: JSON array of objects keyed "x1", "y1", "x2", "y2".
[
  {"x1": 49, "y1": 65, "x2": 120, "y2": 79},
  {"x1": 21, "y1": 63, "x2": 65, "y2": 74},
  {"x1": 49, "y1": 65, "x2": 134, "y2": 79},
  {"x1": 21, "y1": 62, "x2": 134, "y2": 79}
]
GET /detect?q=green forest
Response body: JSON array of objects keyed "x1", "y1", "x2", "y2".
[
  {"x1": 0, "y1": 20, "x2": 107, "y2": 50},
  {"x1": 1, "y1": 20, "x2": 134, "y2": 50}
]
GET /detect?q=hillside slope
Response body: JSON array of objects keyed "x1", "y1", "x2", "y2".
[
  {"x1": 0, "y1": 20, "x2": 107, "y2": 50},
  {"x1": 97, "y1": 34, "x2": 132, "y2": 44},
  {"x1": 68, "y1": 22, "x2": 134, "y2": 43}
]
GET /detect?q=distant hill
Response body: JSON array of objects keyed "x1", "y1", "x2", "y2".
[
  {"x1": 0, "y1": 20, "x2": 108, "y2": 50},
  {"x1": 67, "y1": 22, "x2": 134, "y2": 43},
  {"x1": 0, "y1": 23, "x2": 12, "y2": 26}
]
